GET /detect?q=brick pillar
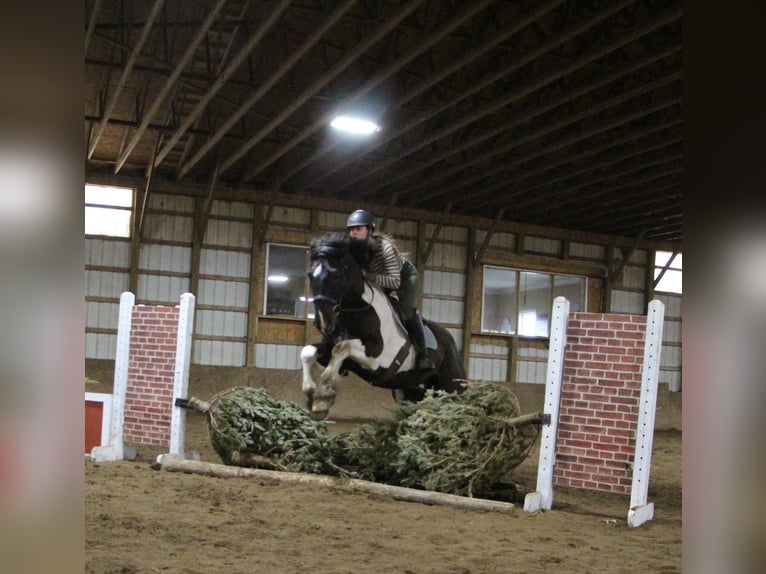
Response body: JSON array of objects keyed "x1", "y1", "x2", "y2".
[
  {"x1": 123, "y1": 305, "x2": 180, "y2": 447},
  {"x1": 554, "y1": 313, "x2": 647, "y2": 494}
]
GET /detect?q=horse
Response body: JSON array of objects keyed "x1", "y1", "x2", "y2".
[{"x1": 300, "y1": 232, "x2": 467, "y2": 419}]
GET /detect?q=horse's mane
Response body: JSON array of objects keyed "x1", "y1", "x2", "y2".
[{"x1": 309, "y1": 232, "x2": 350, "y2": 260}]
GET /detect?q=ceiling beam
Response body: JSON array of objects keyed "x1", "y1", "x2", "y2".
[
  {"x1": 608, "y1": 230, "x2": 646, "y2": 286},
  {"x1": 87, "y1": 0, "x2": 165, "y2": 159},
  {"x1": 222, "y1": 0, "x2": 432, "y2": 181},
  {"x1": 195, "y1": 147, "x2": 223, "y2": 246},
  {"x1": 152, "y1": 0, "x2": 293, "y2": 169},
  {"x1": 175, "y1": 0, "x2": 358, "y2": 179},
  {"x1": 174, "y1": 1, "x2": 252, "y2": 175},
  {"x1": 418, "y1": 93, "x2": 681, "y2": 208},
  {"x1": 231, "y1": 0, "x2": 485, "y2": 184},
  {"x1": 609, "y1": 212, "x2": 682, "y2": 239},
  {"x1": 88, "y1": 31, "x2": 284, "y2": 138},
  {"x1": 520, "y1": 160, "x2": 683, "y2": 219},
  {"x1": 642, "y1": 224, "x2": 683, "y2": 242},
  {"x1": 114, "y1": 0, "x2": 228, "y2": 174},
  {"x1": 85, "y1": 0, "x2": 104, "y2": 53},
  {"x1": 596, "y1": 203, "x2": 682, "y2": 228},
  {"x1": 329, "y1": 0, "x2": 646, "y2": 196},
  {"x1": 279, "y1": 0, "x2": 565, "y2": 186},
  {"x1": 368, "y1": 44, "x2": 681, "y2": 202},
  {"x1": 84, "y1": 114, "x2": 255, "y2": 139},
  {"x1": 136, "y1": 133, "x2": 162, "y2": 239},
  {"x1": 421, "y1": 201, "x2": 452, "y2": 266},
  {"x1": 473, "y1": 209, "x2": 506, "y2": 266},
  {"x1": 555, "y1": 202, "x2": 682, "y2": 240},
  {"x1": 472, "y1": 154, "x2": 682, "y2": 227},
  {"x1": 378, "y1": 191, "x2": 401, "y2": 234},
  {"x1": 557, "y1": 183, "x2": 681, "y2": 227},
  {"x1": 556, "y1": 203, "x2": 682, "y2": 241},
  {"x1": 465, "y1": 125, "x2": 681, "y2": 211},
  {"x1": 413, "y1": 68, "x2": 681, "y2": 207},
  {"x1": 380, "y1": 46, "x2": 680, "y2": 205}
]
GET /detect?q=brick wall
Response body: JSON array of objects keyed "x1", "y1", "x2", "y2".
[
  {"x1": 123, "y1": 305, "x2": 179, "y2": 447},
  {"x1": 554, "y1": 312, "x2": 646, "y2": 494}
]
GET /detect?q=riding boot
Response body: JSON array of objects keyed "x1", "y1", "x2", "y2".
[{"x1": 406, "y1": 312, "x2": 435, "y2": 371}]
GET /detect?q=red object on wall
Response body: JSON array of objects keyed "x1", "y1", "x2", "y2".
[{"x1": 85, "y1": 400, "x2": 104, "y2": 453}]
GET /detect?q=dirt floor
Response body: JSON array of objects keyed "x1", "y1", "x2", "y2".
[{"x1": 85, "y1": 410, "x2": 681, "y2": 574}]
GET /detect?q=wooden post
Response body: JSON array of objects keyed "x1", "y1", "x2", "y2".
[
  {"x1": 461, "y1": 227, "x2": 477, "y2": 368},
  {"x1": 246, "y1": 203, "x2": 270, "y2": 366}
]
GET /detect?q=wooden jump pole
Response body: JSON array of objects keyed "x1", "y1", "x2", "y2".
[{"x1": 160, "y1": 458, "x2": 518, "y2": 514}]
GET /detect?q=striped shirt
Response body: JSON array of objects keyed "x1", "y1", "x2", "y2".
[{"x1": 367, "y1": 236, "x2": 402, "y2": 291}]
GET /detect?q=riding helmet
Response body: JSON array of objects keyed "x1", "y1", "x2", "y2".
[{"x1": 346, "y1": 209, "x2": 376, "y2": 231}]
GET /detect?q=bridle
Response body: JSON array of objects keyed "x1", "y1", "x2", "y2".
[{"x1": 311, "y1": 255, "x2": 375, "y2": 317}]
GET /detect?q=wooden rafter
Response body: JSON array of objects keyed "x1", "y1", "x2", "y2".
[{"x1": 88, "y1": 0, "x2": 165, "y2": 159}]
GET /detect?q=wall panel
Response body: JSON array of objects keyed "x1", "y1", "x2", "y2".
[
  {"x1": 255, "y1": 343, "x2": 301, "y2": 369},
  {"x1": 85, "y1": 236, "x2": 131, "y2": 359},
  {"x1": 193, "y1": 198, "x2": 254, "y2": 366}
]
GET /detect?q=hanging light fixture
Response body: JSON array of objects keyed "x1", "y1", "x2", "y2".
[{"x1": 330, "y1": 115, "x2": 381, "y2": 135}]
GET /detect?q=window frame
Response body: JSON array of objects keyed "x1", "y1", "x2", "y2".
[
  {"x1": 653, "y1": 250, "x2": 682, "y2": 294},
  {"x1": 481, "y1": 264, "x2": 587, "y2": 338},
  {"x1": 84, "y1": 183, "x2": 134, "y2": 238},
  {"x1": 263, "y1": 242, "x2": 313, "y2": 319}
]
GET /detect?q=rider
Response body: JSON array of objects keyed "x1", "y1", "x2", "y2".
[{"x1": 345, "y1": 209, "x2": 435, "y2": 371}]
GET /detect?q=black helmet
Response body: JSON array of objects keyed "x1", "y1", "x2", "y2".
[{"x1": 346, "y1": 209, "x2": 375, "y2": 231}]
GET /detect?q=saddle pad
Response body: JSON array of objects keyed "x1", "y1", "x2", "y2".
[
  {"x1": 384, "y1": 294, "x2": 408, "y2": 334},
  {"x1": 384, "y1": 292, "x2": 436, "y2": 349}
]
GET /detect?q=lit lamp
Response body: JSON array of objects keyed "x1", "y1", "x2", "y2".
[{"x1": 330, "y1": 115, "x2": 381, "y2": 135}]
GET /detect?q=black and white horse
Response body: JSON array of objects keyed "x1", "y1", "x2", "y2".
[{"x1": 301, "y1": 232, "x2": 466, "y2": 419}]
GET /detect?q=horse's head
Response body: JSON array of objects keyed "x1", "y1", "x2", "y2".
[{"x1": 308, "y1": 233, "x2": 366, "y2": 336}]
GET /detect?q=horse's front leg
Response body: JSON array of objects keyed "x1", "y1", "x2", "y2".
[
  {"x1": 320, "y1": 339, "x2": 379, "y2": 384},
  {"x1": 301, "y1": 345, "x2": 336, "y2": 419}
]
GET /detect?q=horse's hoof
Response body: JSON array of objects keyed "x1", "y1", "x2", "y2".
[{"x1": 310, "y1": 409, "x2": 329, "y2": 420}]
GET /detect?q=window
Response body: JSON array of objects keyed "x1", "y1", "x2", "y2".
[
  {"x1": 482, "y1": 265, "x2": 586, "y2": 337},
  {"x1": 654, "y1": 251, "x2": 682, "y2": 294},
  {"x1": 482, "y1": 267, "x2": 517, "y2": 334},
  {"x1": 264, "y1": 243, "x2": 313, "y2": 318},
  {"x1": 85, "y1": 184, "x2": 133, "y2": 237},
  {"x1": 518, "y1": 271, "x2": 551, "y2": 336}
]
